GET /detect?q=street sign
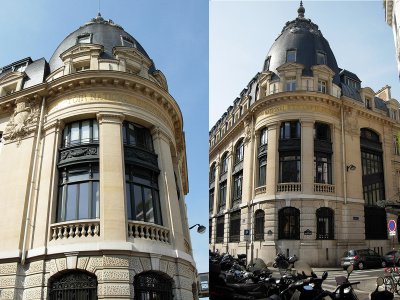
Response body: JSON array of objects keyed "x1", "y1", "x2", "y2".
[
  {"x1": 390, "y1": 231, "x2": 396, "y2": 236},
  {"x1": 244, "y1": 229, "x2": 250, "y2": 242},
  {"x1": 389, "y1": 220, "x2": 396, "y2": 231}
]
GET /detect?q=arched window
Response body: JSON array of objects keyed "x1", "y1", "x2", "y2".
[
  {"x1": 316, "y1": 207, "x2": 334, "y2": 240},
  {"x1": 49, "y1": 271, "x2": 97, "y2": 300},
  {"x1": 254, "y1": 210, "x2": 265, "y2": 241},
  {"x1": 235, "y1": 139, "x2": 244, "y2": 164},
  {"x1": 134, "y1": 272, "x2": 172, "y2": 300},
  {"x1": 229, "y1": 210, "x2": 241, "y2": 242},
  {"x1": 278, "y1": 207, "x2": 300, "y2": 240}
]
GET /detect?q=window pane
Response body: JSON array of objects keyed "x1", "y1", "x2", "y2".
[
  {"x1": 143, "y1": 187, "x2": 154, "y2": 223},
  {"x1": 66, "y1": 184, "x2": 77, "y2": 221},
  {"x1": 129, "y1": 124, "x2": 136, "y2": 145},
  {"x1": 81, "y1": 120, "x2": 90, "y2": 143},
  {"x1": 126, "y1": 184, "x2": 132, "y2": 220},
  {"x1": 93, "y1": 121, "x2": 99, "y2": 141},
  {"x1": 153, "y1": 191, "x2": 162, "y2": 225},
  {"x1": 68, "y1": 172, "x2": 89, "y2": 182},
  {"x1": 63, "y1": 126, "x2": 69, "y2": 146},
  {"x1": 78, "y1": 182, "x2": 89, "y2": 219},
  {"x1": 131, "y1": 175, "x2": 151, "y2": 186},
  {"x1": 134, "y1": 185, "x2": 144, "y2": 221},
  {"x1": 70, "y1": 123, "x2": 80, "y2": 145},
  {"x1": 92, "y1": 181, "x2": 99, "y2": 218}
]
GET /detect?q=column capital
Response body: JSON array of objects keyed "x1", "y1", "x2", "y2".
[
  {"x1": 299, "y1": 118, "x2": 315, "y2": 126},
  {"x1": 150, "y1": 125, "x2": 172, "y2": 144},
  {"x1": 96, "y1": 111, "x2": 124, "y2": 124}
]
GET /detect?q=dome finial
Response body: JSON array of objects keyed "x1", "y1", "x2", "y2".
[
  {"x1": 98, "y1": 0, "x2": 101, "y2": 16},
  {"x1": 298, "y1": 1, "x2": 305, "y2": 18}
]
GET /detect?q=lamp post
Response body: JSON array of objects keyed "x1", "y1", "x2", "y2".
[{"x1": 189, "y1": 224, "x2": 206, "y2": 234}]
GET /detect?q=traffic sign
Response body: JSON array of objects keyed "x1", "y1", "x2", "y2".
[
  {"x1": 244, "y1": 230, "x2": 250, "y2": 235},
  {"x1": 389, "y1": 220, "x2": 396, "y2": 231},
  {"x1": 244, "y1": 229, "x2": 250, "y2": 242},
  {"x1": 390, "y1": 231, "x2": 396, "y2": 236}
]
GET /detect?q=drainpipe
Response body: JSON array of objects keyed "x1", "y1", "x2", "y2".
[
  {"x1": 340, "y1": 103, "x2": 347, "y2": 205},
  {"x1": 21, "y1": 96, "x2": 46, "y2": 265}
]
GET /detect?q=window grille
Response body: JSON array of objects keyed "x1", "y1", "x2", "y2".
[
  {"x1": 229, "y1": 211, "x2": 241, "y2": 242},
  {"x1": 278, "y1": 207, "x2": 300, "y2": 240},
  {"x1": 134, "y1": 272, "x2": 172, "y2": 300},
  {"x1": 254, "y1": 210, "x2": 265, "y2": 241},
  {"x1": 316, "y1": 207, "x2": 334, "y2": 239},
  {"x1": 49, "y1": 271, "x2": 97, "y2": 300}
]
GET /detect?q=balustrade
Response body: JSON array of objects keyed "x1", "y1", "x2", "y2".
[
  {"x1": 314, "y1": 183, "x2": 335, "y2": 194},
  {"x1": 50, "y1": 220, "x2": 100, "y2": 241},
  {"x1": 277, "y1": 183, "x2": 301, "y2": 192},
  {"x1": 255, "y1": 186, "x2": 266, "y2": 195},
  {"x1": 128, "y1": 221, "x2": 170, "y2": 243}
]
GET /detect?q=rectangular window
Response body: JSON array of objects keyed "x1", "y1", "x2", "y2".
[
  {"x1": 392, "y1": 110, "x2": 397, "y2": 120},
  {"x1": 76, "y1": 65, "x2": 90, "y2": 72},
  {"x1": 216, "y1": 216, "x2": 224, "y2": 243},
  {"x1": 232, "y1": 172, "x2": 243, "y2": 206},
  {"x1": 365, "y1": 98, "x2": 371, "y2": 110},
  {"x1": 77, "y1": 35, "x2": 90, "y2": 44},
  {"x1": 229, "y1": 211, "x2": 241, "y2": 242},
  {"x1": 258, "y1": 156, "x2": 267, "y2": 187},
  {"x1": 317, "y1": 52, "x2": 326, "y2": 65},
  {"x1": 279, "y1": 153, "x2": 301, "y2": 183},
  {"x1": 318, "y1": 80, "x2": 326, "y2": 94},
  {"x1": 287, "y1": 50, "x2": 296, "y2": 62},
  {"x1": 314, "y1": 154, "x2": 332, "y2": 184},
  {"x1": 209, "y1": 189, "x2": 214, "y2": 212},
  {"x1": 286, "y1": 78, "x2": 296, "y2": 91},
  {"x1": 219, "y1": 181, "x2": 227, "y2": 211},
  {"x1": 123, "y1": 39, "x2": 134, "y2": 47}
]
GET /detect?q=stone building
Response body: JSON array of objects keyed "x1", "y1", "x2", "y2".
[
  {"x1": 386, "y1": 0, "x2": 400, "y2": 79},
  {"x1": 209, "y1": 2, "x2": 400, "y2": 267},
  {"x1": 0, "y1": 13, "x2": 197, "y2": 299}
]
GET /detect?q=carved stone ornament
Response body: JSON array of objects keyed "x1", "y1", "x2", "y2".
[
  {"x1": 3, "y1": 98, "x2": 40, "y2": 145},
  {"x1": 60, "y1": 147, "x2": 98, "y2": 162},
  {"x1": 344, "y1": 109, "x2": 359, "y2": 137}
]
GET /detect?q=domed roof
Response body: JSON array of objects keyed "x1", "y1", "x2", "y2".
[
  {"x1": 263, "y1": 2, "x2": 340, "y2": 85},
  {"x1": 49, "y1": 14, "x2": 154, "y2": 74}
]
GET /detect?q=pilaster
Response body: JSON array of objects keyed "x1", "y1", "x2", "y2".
[
  {"x1": 300, "y1": 118, "x2": 315, "y2": 194},
  {"x1": 266, "y1": 122, "x2": 279, "y2": 195}
]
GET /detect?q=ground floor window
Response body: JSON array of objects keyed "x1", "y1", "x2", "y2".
[
  {"x1": 229, "y1": 210, "x2": 240, "y2": 242},
  {"x1": 49, "y1": 271, "x2": 97, "y2": 300},
  {"x1": 254, "y1": 209, "x2": 265, "y2": 241},
  {"x1": 278, "y1": 207, "x2": 300, "y2": 239},
  {"x1": 134, "y1": 272, "x2": 172, "y2": 300},
  {"x1": 216, "y1": 216, "x2": 224, "y2": 243},
  {"x1": 365, "y1": 206, "x2": 387, "y2": 240},
  {"x1": 316, "y1": 207, "x2": 334, "y2": 239}
]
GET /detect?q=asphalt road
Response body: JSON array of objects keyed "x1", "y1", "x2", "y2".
[{"x1": 270, "y1": 266, "x2": 400, "y2": 299}]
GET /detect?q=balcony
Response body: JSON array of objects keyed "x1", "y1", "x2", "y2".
[
  {"x1": 50, "y1": 220, "x2": 100, "y2": 241},
  {"x1": 255, "y1": 186, "x2": 266, "y2": 195},
  {"x1": 314, "y1": 183, "x2": 335, "y2": 194},
  {"x1": 277, "y1": 183, "x2": 301, "y2": 192},
  {"x1": 128, "y1": 221, "x2": 170, "y2": 243}
]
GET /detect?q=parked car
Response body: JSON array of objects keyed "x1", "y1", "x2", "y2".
[
  {"x1": 383, "y1": 250, "x2": 400, "y2": 266},
  {"x1": 340, "y1": 249, "x2": 386, "y2": 270}
]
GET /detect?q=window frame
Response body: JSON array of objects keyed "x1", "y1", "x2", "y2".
[
  {"x1": 317, "y1": 52, "x2": 326, "y2": 65},
  {"x1": 316, "y1": 207, "x2": 334, "y2": 240},
  {"x1": 122, "y1": 121, "x2": 154, "y2": 152},
  {"x1": 318, "y1": 80, "x2": 326, "y2": 94},
  {"x1": 229, "y1": 211, "x2": 241, "y2": 242},
  {"x1": 62, "y1": 119, "x2": 99, "y2": 148},
  {"x1": 235, "y1": 140, "x2": 244, "y2": 164},
  {"x1": 286, "y1": 78, "x2": 296, "y2": 92},
  {"x1": 278, "y1": 207, "x2": 300, "y2": 240},
  {"x1": 216, "y1": 216, "x2": 225, "y2": 243},
  {"x1": 286, "y1": 50, "x2": 296, "y2": 62},
  {"x1": 254, "y1": 210, "x2": 265, "y2": 241}
]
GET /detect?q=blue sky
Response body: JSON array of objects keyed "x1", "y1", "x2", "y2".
[
  {"x1": 0, "y1": 1, "x2": 209, "y2": 273},
  {"x1": 210, "y1": 1, "x2": 400, "y2": 128}
]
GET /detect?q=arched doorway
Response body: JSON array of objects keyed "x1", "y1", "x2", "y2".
[
  {"x1": 48, "y1": 270, "x2": 97, "y2": 300},
  {"x1": 134, "y1": 272, "x2": 172, "y2": 300}
]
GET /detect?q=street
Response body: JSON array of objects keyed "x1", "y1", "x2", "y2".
[{"x1": 269, "y1": 266, "x2": 400, "y2": 299}]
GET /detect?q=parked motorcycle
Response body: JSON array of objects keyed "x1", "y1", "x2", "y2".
[
  {"x1": 369, "y1": 277, "x2": 394, "y2": 300},
  {"x1": 273, "y1": 252, "x2": 298, "y2": 268}
]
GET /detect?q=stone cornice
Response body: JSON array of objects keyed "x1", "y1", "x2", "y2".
[{"x1": 96, "y1": 111, "x2": 125, "y2": 124}]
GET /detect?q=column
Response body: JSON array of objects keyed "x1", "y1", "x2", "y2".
[
  {"x1": 152, "y1": 127, "x2": 184, "y2": 250},
  {"x1": 97, "y1": 112, "x2": 126, "y2": 241},
  {"x1": 266, "y1": 123, "x2": 279, "y2": 195},
  {"x1": 300, "y1": 118, "x2": 315, "y2": 194},
  {"x1": 242, "y1": 124, "x2": 255, "y2": 205},
  {"x1": 212, "y1": 163, "x2": 221, "y2": 214}
]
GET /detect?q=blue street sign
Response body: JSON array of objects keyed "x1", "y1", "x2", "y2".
[
  {"x1": 389, "y1": 220, "x2": 396, "y2": 231},
  {"x1": 244, "y1": 229, "x2": 250, "y2": 235}
]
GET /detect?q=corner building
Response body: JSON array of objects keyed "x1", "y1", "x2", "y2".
[
  {"x1": 0, "y1": 14, "x2": 197, "y2": 299},
  {"x1": 209, "y1": 4, "x2": 400, "y2": 267}
]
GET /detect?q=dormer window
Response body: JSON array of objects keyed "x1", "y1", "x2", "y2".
[
  {"x1": 286, "y1": 78, "x2": 296, "y2": 91},
  {"x1": 264, "y1": 57, "x2": 271, "y2": 71},
  {"x1": 77, "y1": 34, "x2": 91, "y2": 44},
  {"x1": 365, "y1": 98, "x2": 372, "y2": 110},
  {"x1": 318, "y1": 80, "x2": 326, "y2": 94},
  {"x1": 286, "y1": 50, "x2": 296, "y2": 62},
  {"x1": 344, "y1": 77, "x2": 360, "y2": 90},
  {"x1": 75, "y1": 65, "x2": 90, "y2": 72},
  {"x1": 317, "y1": 52, "x2": 326, "y2": 65},
  {"x1": 122, "y1": 37, "x2": 135, "y2": 48},
  {"x1": 392, "y1": 110, "x2": 397, "y2": 120}
]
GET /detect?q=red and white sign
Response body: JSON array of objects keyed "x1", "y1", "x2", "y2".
[{"x1": 389, "y1": 220, "x2": 396, "y2": 232}]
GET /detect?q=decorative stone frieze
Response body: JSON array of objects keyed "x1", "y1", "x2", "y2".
[
  {"x1": 102, "y1": 270, "x2": 129, "y2": 281},
  {"x1": 86, "y1": 257, "x2": 103, "y2": 274},
  {"x1": 103, "y1": 256, "x2": 129, "y2": 268},
  {"x1": 140, "y1": 258, "x2": 151, "y2": 272},
  {"x1": 128, "y1": 257, "x2": 143, "y2": 274},
  {"x1": 103, "y1": 284, "x2": 130, "y2": 296}
]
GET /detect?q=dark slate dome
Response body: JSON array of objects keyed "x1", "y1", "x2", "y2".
[
  {"x1": 263, "y1": 2, "x2": 340, "y2": 85},
  {"x1": 49, "y1": 14, "x2": 154, "y2": 74}
]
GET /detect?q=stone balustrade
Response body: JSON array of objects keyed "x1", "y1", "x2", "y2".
[
  {"x1": 50, "y1": 220, "x2": 100, "y2": 240},
  {"x1": 128, "y1": 221, "x2": 170, "y2": 243},
  {"x1": 277, "y1": 183, "x2": 301, "y2": 192},
  {"x1": 314, "y1": 183, "x2": 335, "y2": 194},
  {"x1": 255, "y1": 186, "x2": 266, "y2": 195}
]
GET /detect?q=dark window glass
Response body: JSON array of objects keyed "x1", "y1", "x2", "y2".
[
  {"x1": 174, "y1": 172, "x2": 180, "y2": 200},
  {"x1": 219, "y1": 181, "x2": 227, "y2": 212},
  {"x1": 258, "y1": 156, "x2": 267, "y2": 186},
  {"x1": 279, "y1": 153, "x2": 301, "y2": 183},
  {"x1": 216, "y1": 216, "x2": 225, "y2": 243},
  {"x1": 122, "y1": 121, "x2": 153, "y2": 151},
  {"x1": 57, "y1": 164, "x2": 99, "y2": 222},
  {"x1": 221, "y1": 153, "x2": 229, "y2": 173},
  {"x1": 317, "y1": 52, "x2": 326, "y2": 65},
  {"x1": 314, "y1": 123, "x2": 331, "y2": 141},
  {"x1": 232, "y1": 172, "x2": 243, "y2": 207},
  {"x1": 254, "y1": 210, "x2": 265, "y2": 241},
  {"x1": 365, "y1": 206, "x2": 387, "y2": 240},
  {"x1": 209, "y1": 189, "x2": 214, "y2": 213},
  {"x1": 134, "y1": 272, "x2": 172, "y2": 300},
  {"x1": 278, "y1": 207, "x2": 300, "y2": 240},
  {"x1": 229, "y1": 211, "x2": 241, "y2": 242},
  {"x1": 62, "y1": 119, "x2": 99, "y2": 147},
  {"x1": 235, "y1": 140, "x2": 244, "y2": 163},
  {"x1": 210, "y1": 163, "x2": 216, "y2": 182},
  {"x1": 209, "y1": 219, "x2": 212, "y2": 243},
  {"x1": 264, "y1": 57, "x2": 271, "y2": 70},
  {"x1": 286, "y1": 78, "x2": 296, "y2": 91},
  {"x1": 314, "y1": 153, "x2": 332, "y2": 184},
  {"x1": 280, "y1": 121, "x2": 300, "y2": 139},
  {"x1": 316, "y1": 207, "x2": 334, "y2": 239},
  {"x1": 125, "y1": 165, "x2": 162, "y2": 225}
]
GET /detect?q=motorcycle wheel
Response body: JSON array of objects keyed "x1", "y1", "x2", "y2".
[{"x1": 384, "y1": 276, "x2": 395, "y2": 293}]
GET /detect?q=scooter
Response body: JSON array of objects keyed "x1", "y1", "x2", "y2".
[{"x1": 273, "y1": 252, "x2": 298, "y2": 268}]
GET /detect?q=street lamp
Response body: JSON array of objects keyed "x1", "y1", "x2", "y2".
[{"x1": 189, "y1": 224, "x2": 206, "y2": 234}]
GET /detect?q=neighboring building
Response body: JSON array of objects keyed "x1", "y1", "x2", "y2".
[
  {"x1": 386, "y1": 0, "x2": 400, "y2": 79},
  {"x1": 197, "y1": 272, "x2": 209, "y2": 298},
  {"x1": 209, "y1": 2, "x2": 400, "y2": 267},
  {"x1": 0, "y1": 13, "x2": 197, "y2": 299}
]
